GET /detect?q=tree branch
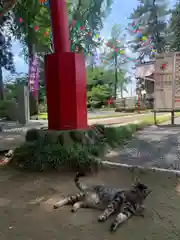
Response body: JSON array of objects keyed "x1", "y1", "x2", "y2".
[{"x1": 0, "y1": 0, "x2": 16, "y2": 18}]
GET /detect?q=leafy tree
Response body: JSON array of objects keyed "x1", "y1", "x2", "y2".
[
  {"x1": 168, "y1": 1, "x2": 180, "y2": 52},
  {"x1": 4, "y1": 73, "x2": 28, "y2": 101},
  {"x1": 12, "y1": 0, "x2": 113, "y2": 57},
  {"x1": 117, "y1": 72, "x2": 131, "y2": 98},
  {"x1": 86, "y1": 65, "x2": 127, "y2": 107},
  {"x1": 11, "y1": 0, "x2": 113, "y2": 111},
  {"x1": 0, "y1": 0, "x2": 16, "y2": 18},
  {"x1": 0, "y1": 13, "x2": 15, "y2": 100},
  {"x1": 86, "y1": 66, "x2": 112, "y2": 107},
  {"x1": 128, "y1": 0, "x2": 168, "y2": 63},
  {"x1": 100, "y1": 24, "x2": 128, "y2": 99}
]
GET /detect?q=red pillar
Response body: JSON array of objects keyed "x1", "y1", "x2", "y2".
[
  {"x1": 45, "y1": 0, "x2": 88, "y2": 130},
  {"x1": 49, "y1": 0, "x2": 70, "y2": 53}
]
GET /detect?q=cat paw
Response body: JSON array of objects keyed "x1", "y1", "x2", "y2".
[
  {"x1": 110, "y1": 222, "x2": 117, "y2": 232},
  {"x1": 98, "y1": 215, "x2": 107, "y2": 222},
  {"x1": 71, "y1": 208, "x2": 76, "y2": 212},
  {"x1": 53, "y1": 204, "x2": 59, "y2": 209}
]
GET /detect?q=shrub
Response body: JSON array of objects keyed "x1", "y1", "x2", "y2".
[
  {"x1": 0, "y1": 100, "x2": 17, "y2": 120},
  {"x1": 38, "y1": 103, "x2": 47, "y2": 113},
  {"x1": 12, "y1": 139, "x2": 101, "y2": 172}
]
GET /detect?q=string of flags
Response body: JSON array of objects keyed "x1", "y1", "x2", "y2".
[
  {"x1": 16, "y1": 0, "x2": 157, "y2": 63},
  {"x1": 16, "y1": 0, "x2": 103, "y2": 57},
  {"x1": 127, "y1": 19, "x2": 157, "y2": 54}
]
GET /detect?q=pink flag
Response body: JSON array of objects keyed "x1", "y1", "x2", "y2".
[{"x1": 28, "y1": 55, "x2": 39, "y2": 98}]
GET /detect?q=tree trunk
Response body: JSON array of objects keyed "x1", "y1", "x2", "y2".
[
  {"x1": 114, "y1": 52, "x2": 118, "y2": 99},
  {"x1": 120, "y1": 86, "x2": 123, "y2": 98},
  {"x1": 0, "y1": 66, "x2": 4, "y2": 100}
]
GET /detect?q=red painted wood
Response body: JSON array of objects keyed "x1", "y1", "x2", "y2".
[
  {"x1": 49, "y1": 0, "x2": 70, "y2": 53},
  {"x1": 45, "y1": 52, "x2": 88, "y2": 130},
  {"x1": 45, "y1": 0, "x2": 88, "y2": 130}
]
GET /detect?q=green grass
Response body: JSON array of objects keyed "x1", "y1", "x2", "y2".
[
  {"x1": 138, "y1": 112, "x2": 180, "y2": 125},
  {"x1": 36, "y1": 110, "x2": 150, "y2": 120}
]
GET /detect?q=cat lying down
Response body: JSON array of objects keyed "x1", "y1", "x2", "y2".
[{"x1": 54, "y1": 172, "x2": 151, "y2": 232}]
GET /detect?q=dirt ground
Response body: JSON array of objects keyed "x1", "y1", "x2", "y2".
[{"x1": 0, "y1": 166, "x2": 180, "y2": 240}]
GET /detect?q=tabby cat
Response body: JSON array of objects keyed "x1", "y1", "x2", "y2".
[{"x1": 54, "y1": 172, "x2": 151, "y2": 231}]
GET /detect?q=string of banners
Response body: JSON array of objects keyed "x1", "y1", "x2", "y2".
[{"x1": 28, "y1": 55, "x2": 39, "y2": 98}]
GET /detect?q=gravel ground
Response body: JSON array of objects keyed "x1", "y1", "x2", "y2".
[{"x1": 105, "y1": 118, "x2": 180, "y2": 170}]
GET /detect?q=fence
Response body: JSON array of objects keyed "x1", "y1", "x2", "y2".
[{"x1": 115, "y1": 97, "x2": 146, "y2": 111}]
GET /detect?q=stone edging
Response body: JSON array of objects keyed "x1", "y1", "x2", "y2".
[{"x1": 103, "y1": 161, "x2": 180, "y2": 175}]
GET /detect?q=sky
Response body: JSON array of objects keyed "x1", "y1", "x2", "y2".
[{"x1": 3, "y1": 0, "x2": 177, "y2": 96}]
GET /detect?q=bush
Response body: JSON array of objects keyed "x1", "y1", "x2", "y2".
[
  {"x1": 0, "y1": 100, "x2": 17, "y2": 120},
  {"x1": 12, "y1": 126, "x2": 105, "y2": 172},
  {"x1": 12, "y1": 139, "x2": 101, "y2": 172},
  {"x1": 38, "y1": 103, "x2": 47, "y2": 113}
]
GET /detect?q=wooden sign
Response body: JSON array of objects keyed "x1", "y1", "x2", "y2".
[
  {"x1": 154, "y1": 52, "x2": 174, "y2": 111},
  {"x1": 174, "y1": 53, "x2": 180, "y2": 110}
]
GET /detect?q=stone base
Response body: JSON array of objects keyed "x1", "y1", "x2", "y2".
[{"x1": 25, "y1": 124, "x2": 105, "y2": 147}]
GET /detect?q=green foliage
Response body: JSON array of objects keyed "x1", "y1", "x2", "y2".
[
  {"x1": 87, "y1": 85, "x2": 111, "y2": 107},
  {"x1": 101, "y1": 24, "x2": 127, "y2": 67},
  {"x1": 104, "y1": 124, "x2": 137, "y2": 147},
  {"x1": 0, "y1": 36, "x2": 15, "y2": 73},
  {"x1": 86, "y1": 66, "x2": 110, "y2": 107},
  {"x1": 0, "y1": 13, "x2": 15, "y2": 100},
  {"x1": 0, "y1": 99, "x2": 16, "y2": 119},
  {"x1": 12, "y1": 0, "x2": 113, "y2": 57},
  {"x1": 4, "y1": 75, "x2": 28, "y2": 101},
  {"x1": 168, "y1": 1, "x2": 180, "y2": 52},
  {"x1": 86, "y1": 64, "x2": 128, "y2": 107},
  {"x1": 11, "y1": 0, "x2": 50, "y2": 59},
  {"x1": 12, "y1": 136, "x2": 101, "y2": 172},
  {"x1": 86, "y1": 66, "x2": 118, "y2": 107},
  {"x1": 100, "y1": 24, "x2": 128, "y2": 98},
  {"x1": 129, "y1": 0, "x2": 168, "y2": 62},
  {"x1": 0, "y1": 100, "x2": 10, "y2": 118}
]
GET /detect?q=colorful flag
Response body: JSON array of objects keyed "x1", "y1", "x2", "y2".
[{"x1": 28, "y1": 55, "x2": 39, "y2": 98}]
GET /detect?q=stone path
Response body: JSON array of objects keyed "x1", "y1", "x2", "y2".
[
  {"x1": 105, "y1": 118, "x2": 180, "y2": 170},
  {"x1": 0, "y1": 121, "x2": 45, "y2": 151}
]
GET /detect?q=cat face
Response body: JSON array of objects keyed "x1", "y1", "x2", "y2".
[{"x1": 132, "y1": 182, "x2": 151, "y2": 199}]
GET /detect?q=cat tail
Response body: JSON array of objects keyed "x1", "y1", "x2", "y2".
[{"x1": 74, "y1": 172, "x2": 87, "y2": 191}]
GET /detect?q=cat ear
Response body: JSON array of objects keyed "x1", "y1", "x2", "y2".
[
  {"x1": 147, "y1": 189, "x2": 152, "y2": 195},
  {"x1": 132, "y1": 176, "x2": 140, "y2": 186}
]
